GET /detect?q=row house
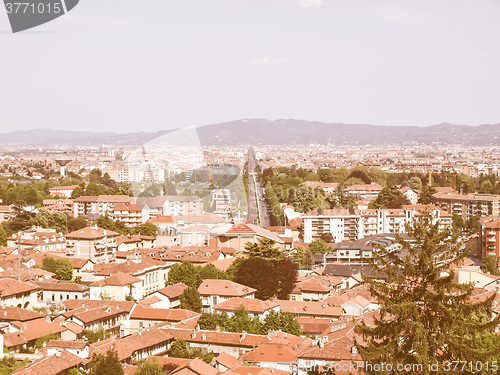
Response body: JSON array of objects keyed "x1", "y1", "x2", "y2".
[
  {"x1": 127, "y1": 304, "x2": 201, "y2": 332},
  {"x1": 7, "y1": 228, "x2": 66, "y2": 252},
  {"x1": 72, "y1": 195, "x2": 135, "y2": 218},
  {"x1": 35, "y1": 281, "x2": 90, "y2": 305},
  {"x1": 65, "y1": 226, "x2": 118, "y2": 263},
  {"x1": 432, "y1": 192, "x2": 500, "y2": 221}
]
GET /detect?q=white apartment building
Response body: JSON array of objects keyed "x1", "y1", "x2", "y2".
[{"x1": 303, "y1": 205, "x2": 452, "y2": 244}]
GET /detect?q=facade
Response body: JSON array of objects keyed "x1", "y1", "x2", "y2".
[
  {"x1": 480, "y1": 215, "x2": 500, "y2": 258},
  {"x1": 0, "y1": 278, "x2": 39, "y2": 309},
  {"x1": 65, "y1": 226, "x2": 119, "y2": 263},
  {"x1": 303, "y1": 205, "x2": 452, "y2": 244},
  {"x1": 211, "y1": 189, "x2": 232, "y2": 220},
  {"x1": 432, "y1": 192, "x2": 500, "y2": 221},
  {"x1": 49, "y1": 185, "x2": 79, "y2": 198},
  {"x1": 198, "y1": 279, "x2": 256, "y2": 313},
  {"x1": 7, "y1": 228, "x2": 66, "y2": 252},
  {"x1": 345, "y1": 183, "x2": 384, "y2": 202},
  {"x1": 137, "y1": 196, "x2": 204, "y2": 221},
  {"x1": 72, "y1": 195, "x2": 135, "y2": 218},
  {"x1": 35, "y1": 281, "x2": 90, "y2": 305},
  {"x1": 89, "y1": 273, "x2": 143, "y2": 301},
  {"x1": 111, "y1": 203, "x2": 142, "y2": 227}
]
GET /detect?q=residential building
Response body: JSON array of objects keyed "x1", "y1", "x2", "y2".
[
  {"x1": 198, "y1": 279, "x2": 256, "y2": 313},
  {"x1": 345, "y1": 183, "x2": 383, "y2": 202},
  {"x1": 89, "y1": 273, "x2": 142, "y2": 301},
  {"x1": 72, "y1": 195, "x2": 135, "y2": 218},
  {"x1": 65, "y1": 226, "x2": 119, "y2": 263},
  {"x1": 111, "y1": 203, "x2": 142, "y2": 227},
  {"x1": 211, "y1": 222, "x2": 284, "y2": 252},
  {"x1": 211, "y1": 189, "x2": 232, "y2": 220},
  {"x1": 49, "y1": 185, "x2": 79, "y2": 198},
  {"x1": 432, "y1": 192, "x2": 500, "y2": 221},
  {"x1": 35, "y1": 281, "x2": 90, "y2": 305},
  {"x1": 0, "y1": 278, "x2": 39, "y2": 309},
  {"x1": 214, "y1": 297, "x2": 279, "y2": 320},
  {"x1": 137, "y1": 196, "x2": 204, "y2": 221},
  {"x1": 7, "y1": 228, "x2": 66, "y2": 252}
]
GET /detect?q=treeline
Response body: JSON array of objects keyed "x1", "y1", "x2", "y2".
[{"x1": 198, "y1": 307, "x2": 302, "y2": 336}]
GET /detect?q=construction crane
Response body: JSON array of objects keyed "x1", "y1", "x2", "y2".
[
  {"x1": 428, "y1": 171, "x2": 457, "y2": 191},
  {"x1": 207, "y1": 159, "x2": 215, "y2": 190}
]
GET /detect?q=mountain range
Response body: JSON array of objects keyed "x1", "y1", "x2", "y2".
[{"x1": 1, "y1": 120, "x2": 500, "y2": 147}]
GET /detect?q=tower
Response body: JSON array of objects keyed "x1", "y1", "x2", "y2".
[{"x1": 55, "y1": 158, "x2": 71, "y2": 177}]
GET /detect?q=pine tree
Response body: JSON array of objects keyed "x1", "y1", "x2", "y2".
[
  {"x1": 355, "y1": 211, "x2": 500, "y2": 374},
  {"x1": 179, "y1": 287, "x2": 203, "y2": 313}
]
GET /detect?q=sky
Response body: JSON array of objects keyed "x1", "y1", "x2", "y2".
[{"x1": 1, "y1": 0, "x2": 500, "y2": 133}]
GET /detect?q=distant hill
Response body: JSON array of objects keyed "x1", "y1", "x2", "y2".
[
  {"x1": 196, "y1": 119, "x2": 500, "y2": 146},
  {"x1": 1, "y1": 120, "x2": 500, "y2": 146}
]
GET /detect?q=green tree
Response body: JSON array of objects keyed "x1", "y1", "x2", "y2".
[
  {"x1": 134, "y1": 359, "x2": 165, "y2": 375},
  {"x1": 179, "y1": 287, "x2": 203, "y2": 313},
  {"x1": 167, "y1": 262, "x2": 200, "y2": 288},
  {"x1": 408, "y1": 176, "x2": 423, "y2": 191},
  {"x1": 417, "y1": 185, "x2": 437, "y2": 204},
  {"x1": 481, "y1": 255, "x2": 500, "y2": 276},
  {"x1": 89, "y1": 350, "x2": 123, "y2": 375},
  {"x1": 0, "y1": 225, "x2": 7, "y2": 246},
  {"x1": 67, "y1": 216, "x2": 88, "y2": 233},
  {"x1": 42, "y1": 256, "x2": 58, "y2": 274},
  {"x1": 308, "y1": 239, "x2": 330, "y2": 254},
  {"x1": 245, "y1": 237, "x2": 285, "y2": 263},
  {"x1": 169, "y1": 338, "x2": 190, "y2": 358},
  {"x1": 70, "y1": 187, "x2": 82, "y2": 199},
  {"x1": 355, "y1": 212, "x2": 500, "y2": 374},
  {"x1": 132, "y1": 222, "x2": 158, "y2": 237},
  {"x1": 370, "y1": 186, "x2": 410, "y2": 209},
  {"x1": 83, "y1": 325, "x2": 110, "y2": 344},
  {"x1": 55, "y1": 258, "x2": 74, "y2": 280}
]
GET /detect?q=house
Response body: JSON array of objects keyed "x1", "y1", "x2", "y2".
[
  {"x1": 0, "y1": 205, "x2": 11, "y2": 223},
  {"x1": 274, "y1": 300, "x2": 343, "y2": 320},
  {"x1": 3, "y1": 317, "x2": 67, "y2": 351},
  {"x1": 89, "y1": 327, "x2": 173, "y2": 363},
  {"x1": 127, "y1": 305, "x2": 201, "y2": 333},
  {"x1": 345, "y1": 183, "x2": 383, "y2": 202},
  {"x1": 0, "y1": 278, "x2": 40, "y2": 309},
  {"x1": 49, "y1": 185, "x2": 79, "y2": 199},
  {"x1": 116, "y1": 235, "x2": 156, "y2": 252},
  {"x1": 69, "y1": 258, "x2": 94, "y2": 283},
  {"x1": 212, "y1": 222, "x2": 284, "y2": 253},
  {"x1": 65, "y1": 226, "x2": 119, "y2": 263},
  {"x1": 93, "y1": 258, "x2": 171, "y2": 297},
  {"x1": 141, "y1": 283, "x2": 189, "y2": 309},
  {"x1": 72, "y1": 195, "x2": 135, "y2": 218},
  {"x1": 10, "y1": 350, "x2": 83, "y2": 375},
  {"x1": 35, "y1": 281, "x2": 90, "y2": 305},
  {"x1": 289, "y1": 276, "x2": 342, "y2": 302},
  {"x1": 7, "y1": 228, "x2": 66, "y2": 252},
  {"x1": 60, "y1": 302, "x2": 132, "y2": 336},
  {"x1": 214, "y1": 297, "x2": 279, "y2": 320},
  {"x1": 341, "y1": 295, "x2": 375, "y2": 316},
  {"x1": 43, "y1": 199, "x2": 74, "y2": 215},
  {"x1": 46, "y1": 339, "x2": 89, "y2": 359},
  {"x1": 198, "y1": 279, "x2": 256, "y2": 313},
  {"x1": 111, "y1": 203, "x2": 142, "y2": 227},
  {"x1": 241, "y1": 343, "x2": 299, "y2": 373},
  {"x1": 89, "y1": 273, "x2": 142, "y2": 301},
  {"x1": 169, "y1": 357, "x2": 219, "y2": 375}
]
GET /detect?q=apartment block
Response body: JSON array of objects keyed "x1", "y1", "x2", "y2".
[{"x1": 432, "y1": 193, "x2": 500, "y2": 221}]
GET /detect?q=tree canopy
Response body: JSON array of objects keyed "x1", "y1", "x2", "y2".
[{"x1": 355, "y1": 212, "x2": 500, "y2": 374}]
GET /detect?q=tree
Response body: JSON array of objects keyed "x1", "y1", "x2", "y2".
[
  {"x1": 308, "y1": 239, "x2": 329, "y2": 254},
  {"x1": 70, "y1": 187, "x2": 82, "y2": 199},
  {"x1": 481, "y1": 255, "x2": 500, "y2": 276},
  {"x1": 245, "y1": 237, "x2": 285, "y2": 263},
  {"x1": 67, "y1": 216, "x2": 88, "y2": 232},
  {"x1": 0, "y1": 225, "x2": 7, "y2": 246},
  {"x1": 89, "y1": 350, "x2": 123, "y2": 375},
  {"x1": 235, "y1": 257, "x2": 297, "y2": 300},
  {"x1": 408, "y1": 176, "x2": 423, "y2": 191},
  {"x1": 371, "y1": 186, "x2": 410, "y2": 209},
  {"x1": 179, "y1": 287, "x2": 203, "y2": 313},
  {"x1": 417, "y1": 185, "x2": 437, "y2": 204},
  {"x1": 134, "y1": 359, "x2": 165, "y2": 375},
  {"x1": 169, "y1": 338, "x2": 190, "y2": 358},
  {"x1": 42, "y1": 256, "x2": 58, "y2": 274},
  {"x1": 55, "y1": 258, "x2": 74, "y2": 280},
  {"x1": 167, "y1": 262, "x2": 200, "y2": 288},
  {"x1": 82, "y1": 325, "x2": 110, "y2": 344},
  {"x1": 355, "y1": 212, "x2": 500, "y2": 374},
  {"x1": 132, "y1": 222, "x2": 158, "y2": 237}
]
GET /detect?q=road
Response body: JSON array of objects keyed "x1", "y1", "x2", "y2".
[{"x1": 246, "y1": 147, "x2": 271, "y2": 227}]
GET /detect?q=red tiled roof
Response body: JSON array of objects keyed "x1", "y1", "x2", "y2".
[
  {"x1": 198, "y1": 279, "x2": 256, "y2": 297},
  {"x1": 66, "y1": 226, "x2": 118, "y2": 239},
  {"x1": 0, "y1": 306, "x2": 44, "y2": 322},
  {"x1": 214, "y1": 297, "x2": 278, "y2": 314},
  {"x1": 0, "y1": 278, "x2": 39, "y2": 297},
  {"x1": 242, "y1": 343, "x2": 298, "y2": 363},
  {"x1": 11, "y1": 350, "x2": 82, "y2": 375},
  {"x1": 157, "y1": 283, "x2": 189, "y2": 299},
  {"x1": 3, "y1": 318, "x2": 66, "y2": 347},
  {"x1": 130, "y1": 305, "x2": 201, "y2": 321},
  {"x1": 90, "y1": 272, "x2": 141, "y2": 287}
]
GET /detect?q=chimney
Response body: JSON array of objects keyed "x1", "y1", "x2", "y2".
[
  {"x1": 352, "y1": 345, "x2": 358, "y2": 355},
  {"x1": 55, "y1": 351, "x2": 61, "y2": 358},
  {"x1": 239, "y1": 330, "x2": 247, "y2": 343}
]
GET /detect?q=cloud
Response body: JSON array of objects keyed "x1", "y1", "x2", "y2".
[
  {"x1": 299, "y1": 0, "x2": 323, "y2": 7},
  {"x1": 250, "y1": 57, "x2": 290, "y2": 65}
]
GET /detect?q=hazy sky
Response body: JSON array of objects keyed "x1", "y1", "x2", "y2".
[{"x1": 1, "y1": 0, "x2": 500, "y2": 133}]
